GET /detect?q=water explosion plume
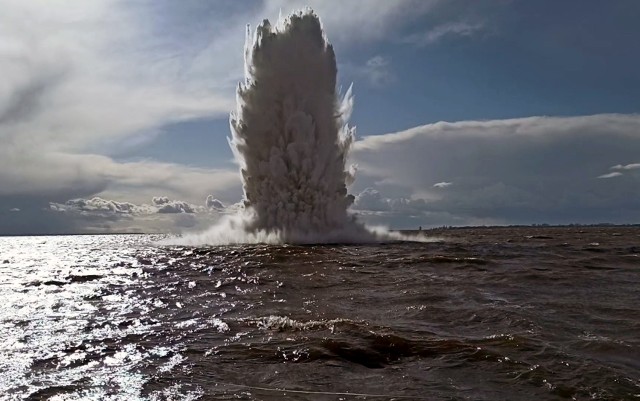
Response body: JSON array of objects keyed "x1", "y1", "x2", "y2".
[{"x1": 178, "y1": 11, "x2": 400, "y2": 245}]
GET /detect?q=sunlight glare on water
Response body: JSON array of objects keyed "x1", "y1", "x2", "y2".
[{"x1": 1, "y1": 227, "x2": 640, "y2": 400}]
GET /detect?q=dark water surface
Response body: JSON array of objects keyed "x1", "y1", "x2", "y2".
[{"x1": 1, "y1": 227, "x2": 639, "y2": 400}]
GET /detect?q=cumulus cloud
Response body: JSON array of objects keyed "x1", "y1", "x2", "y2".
[
  {"x1": 352, "y1": 188, "x2": 427, "y2": 213},
  {"x1": 45, "y1": 196, "x2": 221, "y2": 234},
  {"x1": 350, "y1": 187, "x2": 468, "y2": 229},
  {"x1": 152, "y1": 197, "x2": 170, "y2": 206},
  {"x1": 156, "y1": 201, "x2": 197, "y2": 214},
  {"x1": 206, "y1": 195, "x2": 226, "y2": 211},
  {"x1": 54, "y1": 197, "x2": 141, "y2": 214},
  {"x1": 351, "y1": 114, "x2": 640, "y2": 227},
  {"x1": 52, "y1": 196, "x2": 204, "y2": 216}
]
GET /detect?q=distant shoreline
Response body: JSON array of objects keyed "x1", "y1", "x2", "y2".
[
  {"x1": 407, "y1": 223, "x2": 640, "y2": 231},
  {"x1": 1, "y1": 223, "x2": 639, "y2": 237}
]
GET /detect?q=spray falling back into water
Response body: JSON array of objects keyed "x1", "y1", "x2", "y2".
[{"x1": 176, "y1": 10, "x2": 402, "y2": 245}]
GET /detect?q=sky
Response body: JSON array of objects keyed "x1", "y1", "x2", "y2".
[{"x1": 1, "y1": 0, "x2": 640, "y2": 234}]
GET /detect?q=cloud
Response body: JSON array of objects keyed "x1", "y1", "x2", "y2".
[
  {"x1": 0, "y1": 0, "x2": 452, "y2": 236},
  {"x1": 152, "y1": 197, "x2": 171, "y2": 206},
  {"x1": 156, "y1": 200, "x2": 197, "y2": 214},
  {"x1": 55, "y1": 197, "x2": 141, "y2": 214},
  {"x1": 433, "y1": 182, "x2": 452, "y2": 188},
  {"x1": 0, "y1": 1, "x2": 233, "y2": 152},
  {"x1": 206, "y1": 195, "x2": 226, "y2": 211},
  {"x1": 598, "y1": 172, "x2": 623, "y2": 179},
  {"x1": 0, "y1": 151, "x2": 241, "y2": 209},
  {"x1": 611, "y1": 163, "x2": 640, "y2": 170},
  {"x1": 403, "y1": 21, "x2": 485, "y2": 46},
  {"x1": 352, "y1": 188, "x2": 427, "y2": 213},
  {"x1": 6, "y1": 1, "x2": 636, "y2": 233},
  {"x1": 361, "y1": 56, "x2": 395, "y2": 87},
  {"x1": 350, "y1": 187, "x2": 482, "y2": 229},
  {"x1": 599, "y1": 162, "x2": 640, "y2": 179},
  {"x1": 351, "y1": 114, "x2": 640, "y2": 227},
  {"x1": 353, "y1": 188, "x2": 388, "y2": 211},
  {"x1": 45, "y1": 196, "x2": 220, "y2": 234},
  {"x1": 261, "y1": 0, "x2": 442, "y2": 45},
  {"x1": 51, "y1": 196, "x2": 205, "y2": 216},
  {"x1": 0, "y1": 1, "x2": 244, "y2": 231},
  {"x1": 340, "y1": 55, "x2": 395, "y2": 88}
]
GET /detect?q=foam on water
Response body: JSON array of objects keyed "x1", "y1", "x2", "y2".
[{"x1": 175, "y1": 10, "x2": 418, "y2": 245}]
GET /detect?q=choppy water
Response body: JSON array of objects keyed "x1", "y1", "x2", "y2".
[{"x1": 1, "y1": 227, "x2": 639, "y2": 400}]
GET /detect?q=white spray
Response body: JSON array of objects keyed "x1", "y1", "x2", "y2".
[{"x1": 173, "y1": 10, "x2": 408, "y2": 245}]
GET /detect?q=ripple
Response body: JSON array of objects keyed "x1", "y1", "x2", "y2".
[{"x1": 2, "y1": 228, "x2": 640, "y2": 399}]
